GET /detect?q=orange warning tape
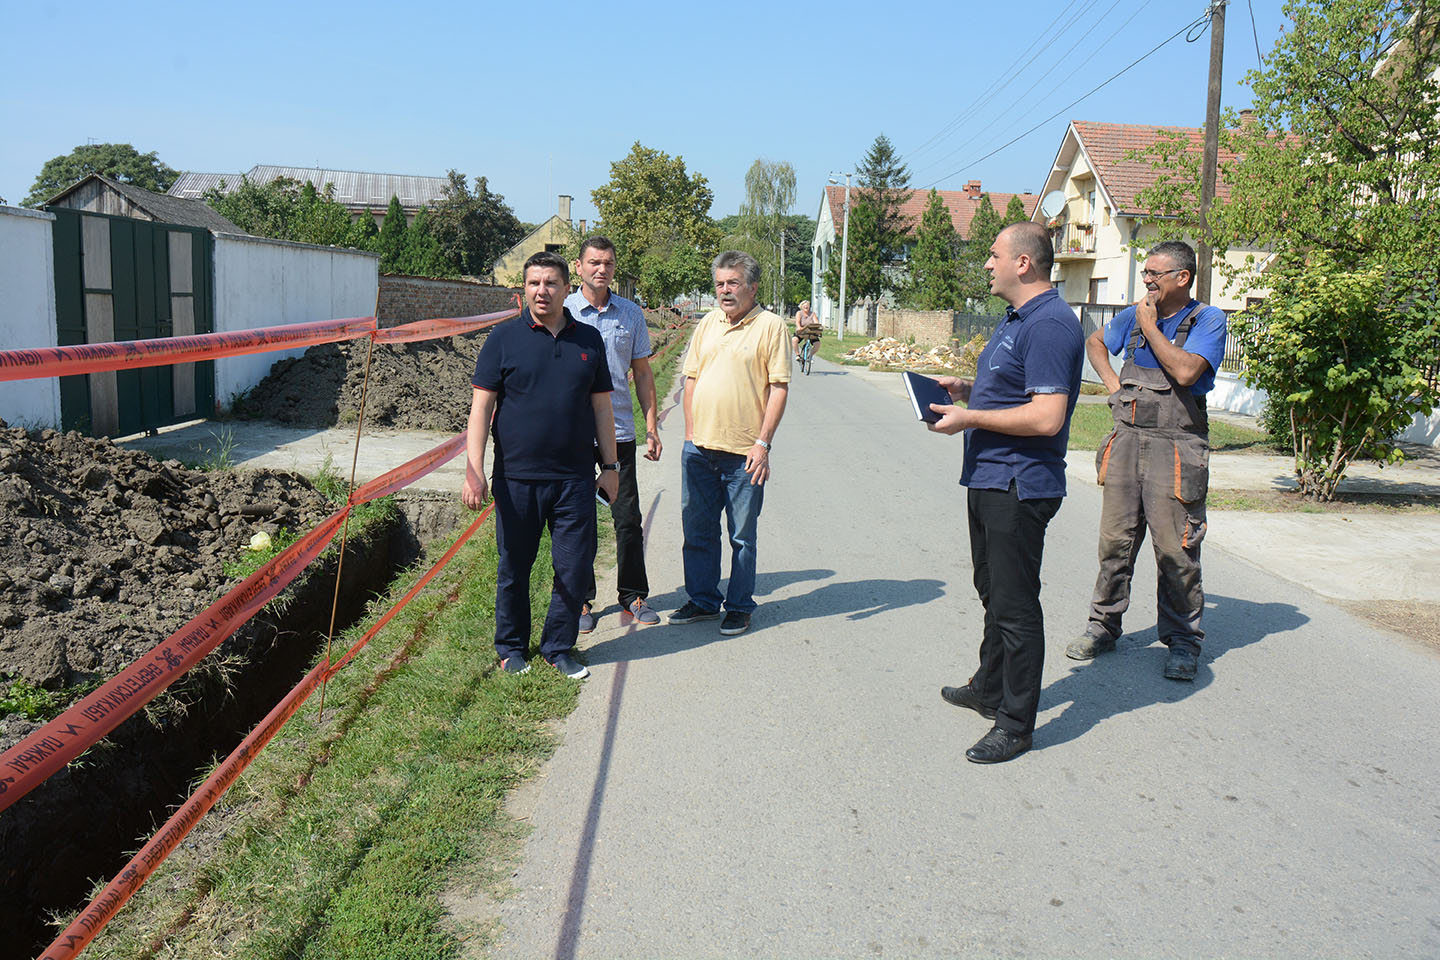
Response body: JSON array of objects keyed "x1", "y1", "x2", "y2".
[
  {"x1": 37, "y1": 660, "x2": 328, "y2": 960},
  {"x1": 0, "y1": 508, "x2": 347, "y2": 813},
  {"x1": 371, "y1": 308, "x2": 517, "y2": 343},
  {"x1": 349, "y1": 432, "x2": 467, "y2": 505},
  {"x1": 0, "y1": 317, "x2": 377, "y2": 382},
  {"x1": 39, "y1": 504, "x2": 497, "y2": 960}
]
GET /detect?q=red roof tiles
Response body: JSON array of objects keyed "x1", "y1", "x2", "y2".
[
  {"x1": 823, "y1": 184, "x2": 1040, "y2": 242},
  {"x1": 1071, "y1": 121, "x2": 1241, "y2": 214}
]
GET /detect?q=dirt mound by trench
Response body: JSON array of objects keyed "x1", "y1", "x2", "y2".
[
  {"x1": 231, "y1": 312, "x2": 687, "y2": 432},
  {"x1": 0, "y1": 421, "x2": 334, "y2": 700},
  {"x1": 232, "y1": 333, "x2": 488, "y2": 432}
]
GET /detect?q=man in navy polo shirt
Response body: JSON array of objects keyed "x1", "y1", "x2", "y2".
[
  {"x1": 461, "y1": 251, "x2": 619, "y2": 679},
  {"x1": 929, "y1": 221, "x2": 1084, "y2": 764}
]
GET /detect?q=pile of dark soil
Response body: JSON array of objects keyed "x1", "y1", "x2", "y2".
[
  {"x1": 232, "y1": 333, "x2": 488, "y2": 432},
  {"x1": 231, "y1": 313, "x2": 686, "y2": 432},
  {"x1": 0, "y1": 422, "x2": 333, "y2": 701}
]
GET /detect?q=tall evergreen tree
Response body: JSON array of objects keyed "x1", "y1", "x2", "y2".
[
  {"x1": 908, "y1": 190, "x2": 961, "y2": 310},
  {"x1": 957, "y1": 194, "x2": 1005, "y2": 304},
  {"x1": 378, "y1": 196, "x2": 409, "y2": 273},
  {"x1": 1004, "y1": 194, "x2": 1029, "y2": 225},
  {"x1": 823, "y1": 198, "x2": 884, "y2": 306},
  {"x1": 856, "y1": 134, "x2": 913, "y2": 266},
  {"x1": 400, "y1": 208, "x2": 451, "y2": 277}
]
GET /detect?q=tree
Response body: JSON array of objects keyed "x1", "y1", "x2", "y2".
[
  {"x1": 1004, "y1": 194, "x2": 1029, "y2": 225},
  {"x1": 429, "y1": 171, "x2": 525, "y2": 277},
  {"x1": 591, "y1": 142, "x2": 720, "y2": 295},
  {"x1": 377, "y1": 196, "x2": 409, "y2": 273},
  {"x1": 822, "y1": 197, "x2": 884, "y2": 306},
  {"x1": 733, "y1": 159, "x2": 798, "y2": 311},
  {"x1": 399, "y1": 207, "x2": 452, "y2": 277},
  {"x1": 24, "y1": 143, "x2": 178, "y2": 207},
  {"x1": 856, "y1": 134, "x2": 913, "y2": 266},
  {"x1": 205, "y1": 176, "x2": 369, "y2": 248},
  {"x1": 907, "y1": 189, "x2": 962, "y2": 310},
  {"x1": 1136, "y1": 0, "x2": 1440, "y2": 498},
  {"x1": 783, "y1": 214, "x2": 817, "y2": 306},
  {"x1": 957, "y1": 194, "x2": 1004, "y2": 304},
  {"x1": 637, "y1": 237, "x2": 713, "y2": 308}
]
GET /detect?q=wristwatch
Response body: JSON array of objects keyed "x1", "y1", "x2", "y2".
[
  {"x1": 600, "y1": 462, "x2": 620, "y2": 472},
  {"x1": 755, "y1": 440, "x2": 771, "y2": 452}
]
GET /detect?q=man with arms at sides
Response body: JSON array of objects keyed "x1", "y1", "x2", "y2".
[
  {"x1": 461, "y1": 251, "x2": 619, "y2": 679},
  {"x1": 668, "y1": 250, "x2": 790, "y2": 637},
  {"x1": 1066, "y1": 240, "x2": 1227, "y2": 682},
  {"x1": 564, "y1": 235, "x2": 663, "y2": 632},
  {"x1": 930, "y1": 222, "x2": 1083, "y2": 764}
]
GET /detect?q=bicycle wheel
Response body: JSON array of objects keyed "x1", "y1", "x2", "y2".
[{"x1": 801, "y1": 341, "x2": 813, "y2": 375}]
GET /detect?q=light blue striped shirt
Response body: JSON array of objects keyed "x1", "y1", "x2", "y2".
[{"x1": 563, "y1": 290, "x2": 652, "y2": 442}]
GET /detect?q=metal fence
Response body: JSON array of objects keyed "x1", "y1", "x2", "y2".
[{"x1": 952, "y1": 312, "x2": 1002, "y2": 343}]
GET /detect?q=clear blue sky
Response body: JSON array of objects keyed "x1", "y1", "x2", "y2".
[{"x1": 0, "y1": 0, "x2": 1291, "y2": 228}]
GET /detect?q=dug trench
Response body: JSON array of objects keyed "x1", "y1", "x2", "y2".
[{"x1": 0, "y1": 419, "x2": 467, "y2": 955}]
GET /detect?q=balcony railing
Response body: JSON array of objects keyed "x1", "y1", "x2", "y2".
[{"x1": 1051, "y1": 222, "x2": 1097, "y2": 258}]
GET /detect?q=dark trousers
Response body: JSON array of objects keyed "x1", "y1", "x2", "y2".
[
  {"x1": 966, "y1": 484, "x2": 1061, "y2": 736},
  {"x1": 493, "y1": 475, "x2": 596, "y2": 661},
  {"x1": 585, "y1": 440, "x2": 649, "y2": 609}
]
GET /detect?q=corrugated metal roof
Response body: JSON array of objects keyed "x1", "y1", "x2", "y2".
[{"x1": 168, "y1": 166, "x2": 450, "y2": 208}]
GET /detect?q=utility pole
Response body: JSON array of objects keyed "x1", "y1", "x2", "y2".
[{"x1": 1197, "y1": 0, "x2": 1227, "y2": 304}]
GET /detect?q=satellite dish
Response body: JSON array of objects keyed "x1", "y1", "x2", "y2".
[{"x1": 1039, "y1": 190, "x2": 1066, "y2": 219}]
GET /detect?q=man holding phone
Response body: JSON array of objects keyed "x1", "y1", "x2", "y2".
[{"x1": 565, "y1": 235, "x2": 663, "y2": 632}]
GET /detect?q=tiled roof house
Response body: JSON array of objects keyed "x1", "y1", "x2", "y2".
[
  {"x1": 1032, "y1": 120, "x2": 1261, "y2": 311},
  {"x1": 810, "y1": 180, "x2": 1040, "y2": 325}
]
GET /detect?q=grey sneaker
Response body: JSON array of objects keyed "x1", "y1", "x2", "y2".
[
  {"x1": 500, "y1": 654, "x2": 531, "y2": 675},
  {"x1": 577, "y1": 604, "x2": 596, "y2": 634},
  {"x1": 1065, "y1": 630, "x2": 1117, "y2": 661},
  {"x1": 719, "y1": 611, "x2": 751, "y2": 636},
  {"x1": 627, "y1": 599, "x2": 661, "y2": 625},
  {"x1": 1163, "y1": 644, "x2": 1199, "y2": 681}
]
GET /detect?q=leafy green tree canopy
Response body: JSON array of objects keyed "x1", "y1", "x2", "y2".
[
  {"x1": 591, "y1": 142, "x2": 720, "y2": 295},
  {"x1": 957, "y1": 194, "x2": 1005, "y2": 304},
  {"x1": 907, "y1": 189, "x2": 962, "y2": 310},
  {"x1": 25, "y1": 143, "x2": 179, "y2": 207},
  {"x1": 205, "y1": 176, "x2": 373, "y2": 249},
  {"x1": 429, "y1": 171, "x2": 525, "y2": 277},
  {"x1": 733, "y1": 159, "x2": 797, "y2": 311},
  {"x1": 823, "y1": 197, "x2": 884, "y2": 306}
]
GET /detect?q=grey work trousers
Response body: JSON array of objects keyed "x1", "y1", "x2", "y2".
[{"x1": 1086, "y1": 423, "x2": 1209, "y2": 651}]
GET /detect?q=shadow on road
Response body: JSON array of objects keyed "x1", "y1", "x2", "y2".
[
  {"x1": 581, "y1": 571, "x2": 946, "y2": 665},
  {"x1": 1033, "y1": 593, "x2": 1308, "y2": 749}
]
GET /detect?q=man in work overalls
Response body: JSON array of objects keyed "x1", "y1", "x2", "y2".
[{"x1": 1067, "y1": 240, "x2": 1229, "y2": 681}]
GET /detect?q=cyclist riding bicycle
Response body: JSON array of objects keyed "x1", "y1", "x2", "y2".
[{"x1": 792, "y1": 300, "x2": 822, "y2": 362}]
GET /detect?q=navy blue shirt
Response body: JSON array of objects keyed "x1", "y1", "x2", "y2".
[
  {"x1": 961, "y1": 288, "x2": 1084, "y2": 499},
  {"x1": 471, "y1": 308, "x2": 613, "y2": 480}
]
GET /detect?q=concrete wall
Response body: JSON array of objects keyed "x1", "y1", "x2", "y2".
[
  {"x1": 376, "y1": 275, "x2": 519, "y2": 325},
  {"x1": 875, "y1": 308, "x2": 953, "y2": 348},
  {"x1": 1208, "y1": 372, "x2": 1440, "y2": 448},
  {"x1": 212, "y1": 233, "x2": 379, "y2": 408},
  {"x1": 0, "y1": 206, "x2": 60, "y2": 428}
]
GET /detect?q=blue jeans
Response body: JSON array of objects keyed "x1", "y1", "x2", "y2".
[{"x1": 681, "y1": 441, "x2": 765, "y2": 614}]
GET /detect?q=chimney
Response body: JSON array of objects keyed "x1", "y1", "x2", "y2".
[
  {"x1": 558, "y1": 194, "x2": 573, "y2": 222},
  {"x1": 966, "y1": 179, "x2": 982, "y2": 199},
  {"x1": 1238, "y1": 108, "x2": 1257, "y2": 129},
  {"x1": 579, "y1": 218, "x2": 588, "y2": 235}
]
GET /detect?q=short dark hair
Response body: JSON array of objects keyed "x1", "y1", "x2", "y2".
[
  {"x1": 712, "y1": 250, "x2": 761, "y2": 286},
  {"x1": 524, "y1": 250, "x2": 569, "y2": 283},
  {"x1": 1001, "y1": 221, "x2": 1054, "y2": 276},
  {"x1": 578, "y1": 235, "x2": 616, "y2": 259},
  {"x1": 1150, "y1": 240, "x2": 1197, "y2": 287}
]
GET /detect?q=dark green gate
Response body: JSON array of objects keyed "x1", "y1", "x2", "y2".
[{"x1": 50, "y1": 208, "x2": 215, "y2": 436}]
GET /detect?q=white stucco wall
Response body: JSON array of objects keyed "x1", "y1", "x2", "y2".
[
  {"x1": 0, "y1": 206, "x2": 60, "y2": 428},
  {"x1": 212, "y1": 234, "x2": 379, "y2": 408},
  {"x1": 1209, "y1": 372, "x2": 1438, "y2": 448}
]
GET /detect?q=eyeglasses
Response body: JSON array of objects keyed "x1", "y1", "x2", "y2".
[{"x1": 1140, "y1": 268, "x2": 1182, "y2": 280}]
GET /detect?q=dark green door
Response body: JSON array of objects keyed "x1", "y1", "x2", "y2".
[{"x1": 50, "y1": 209, "x2": 214, "y2": 436}]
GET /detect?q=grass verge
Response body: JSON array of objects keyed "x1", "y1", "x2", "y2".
[
  {"x1": 72, "y1": 335, "x2": 688, "y2": 959},
  {"x1": 1066, "y1": 403, "x2": 1271, "y2": 453}
]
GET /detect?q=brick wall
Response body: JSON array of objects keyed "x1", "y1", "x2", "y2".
[
  {"x1": 875, "y1": 308, "x2": 953, "y2": 348},
  {"x1": 376, "y1": 274, "x2": 521, "y2": 326}
]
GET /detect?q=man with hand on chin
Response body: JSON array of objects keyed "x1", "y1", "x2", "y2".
[
  {"x1": 928, "y1": 221, "x2": 1083, "y2": 764},
  {"x1": 1067, "y1": 240, "x2": 1227, "y2": 682},
  {"x1": 668, "y1": 250, "x2": 789, "y2": 638},
  {"x1": 565, "y1": 236, "x2": 663, "y2": 633},
  {"x1": 462, "y1": 251, "x2": 618, "y2": 680}
]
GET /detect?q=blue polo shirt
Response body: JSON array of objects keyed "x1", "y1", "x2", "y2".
[
  {"x1": 961, "y1": 288, "x2": 1083, "y2": 500},
  {"x1": 1103, "y1": 299, "x2": 1228, "y2": 395},
  {"x1": 471, "y1": 308, "x2": 613, "y2": 480},
  {"x1": 564, "y1": 290, "x2": 652, "y2": 442}
]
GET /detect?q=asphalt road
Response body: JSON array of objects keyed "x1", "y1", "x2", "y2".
[{"x1": 471, "y1": 355, "x2": 1440, "y2": 959}]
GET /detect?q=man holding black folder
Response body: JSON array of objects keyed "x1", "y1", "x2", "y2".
[{"x1": 927, "y1": 222, "x2": 1083, "y2": 764}]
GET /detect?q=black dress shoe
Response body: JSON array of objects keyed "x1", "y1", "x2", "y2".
[
  {"x1": 940, "y1": 683, "x2": 997, "y2": 720},
  {"x1": 965, "y1": 726, "x2": 1032, "y2": 764}
]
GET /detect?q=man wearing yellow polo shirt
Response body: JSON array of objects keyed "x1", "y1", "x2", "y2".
[{"x1": 669, "y1": 250, "x2": 790, "y2": 636}]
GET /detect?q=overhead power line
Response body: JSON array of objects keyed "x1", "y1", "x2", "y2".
[{"x1": 920, "y1": 8, "x2": 1213, "y2": 191}]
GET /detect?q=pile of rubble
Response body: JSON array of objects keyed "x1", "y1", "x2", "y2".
[{"x1": 842, "y1": 338, "x2": 962, "y2": 370}]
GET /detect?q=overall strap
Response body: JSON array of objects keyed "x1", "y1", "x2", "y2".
[{"x1": 1124, "y1": 300, "x2": 1201, "y2": 360}]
